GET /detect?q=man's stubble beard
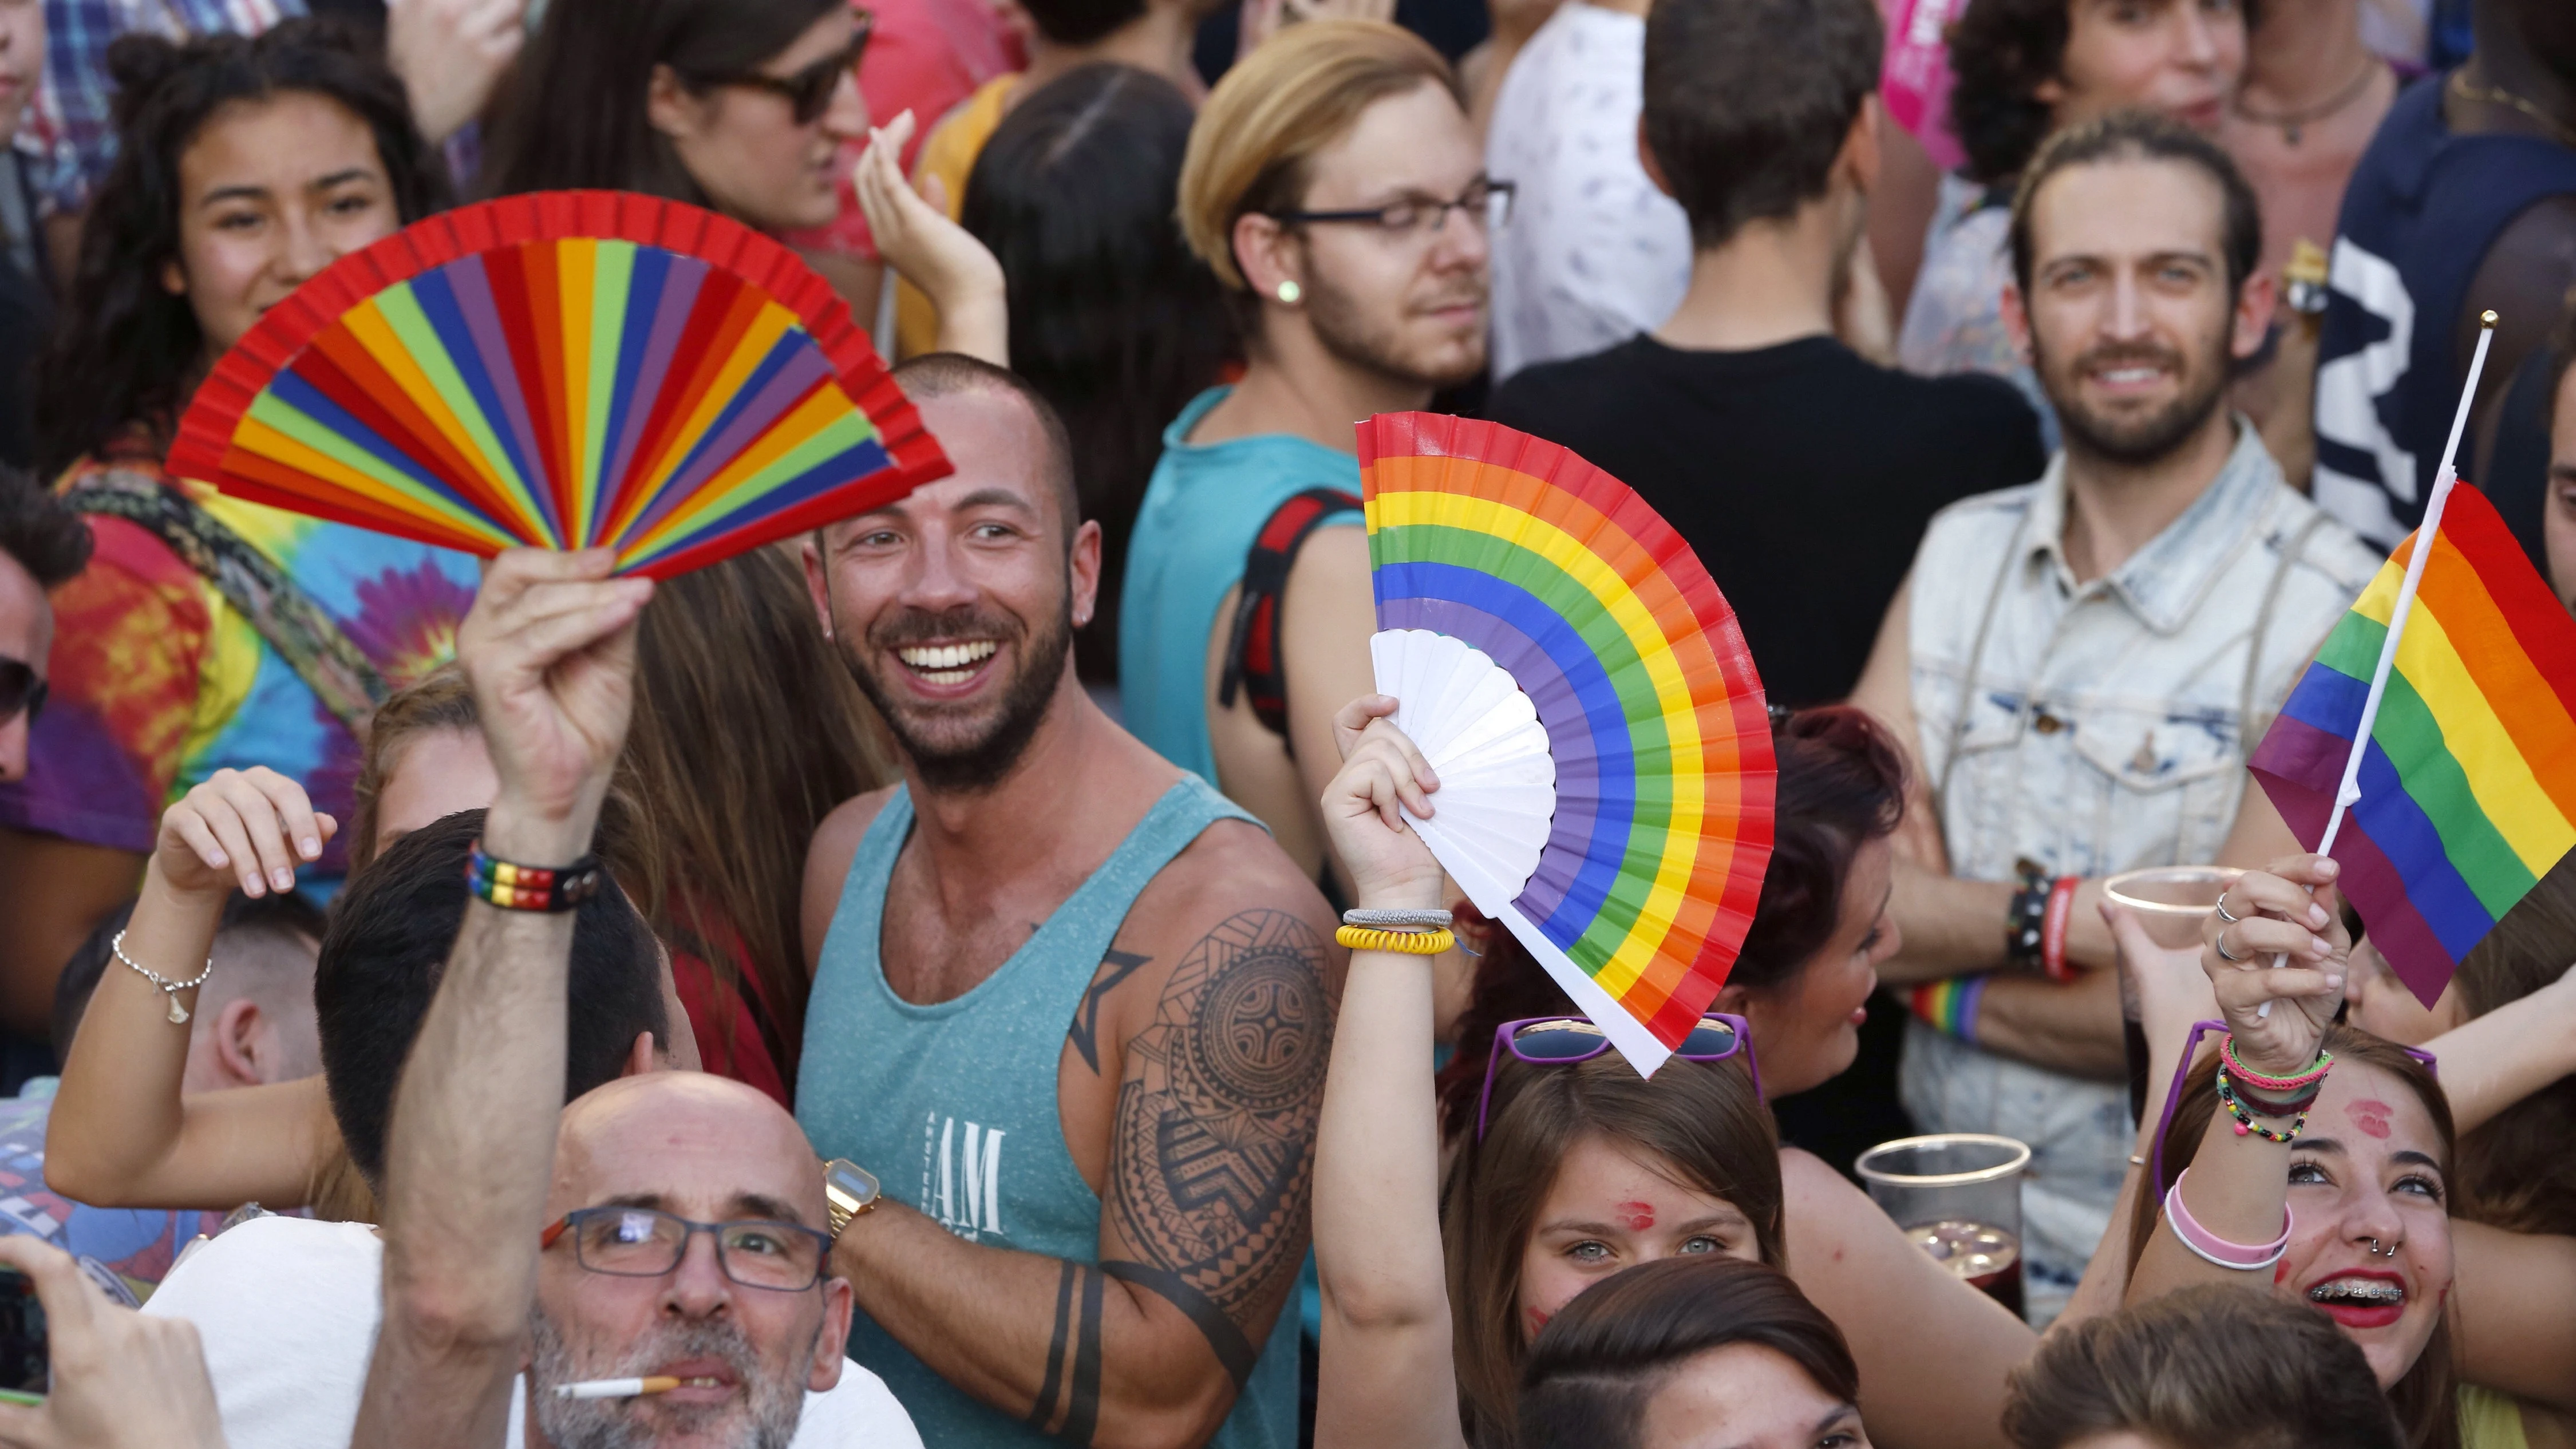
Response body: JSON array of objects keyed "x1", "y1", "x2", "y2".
[
  {"x1": 2034, "y1": 324, "x2": 2234, "y2": 469},
  {"x1": 832, "y1": 589, "x2": 1076, "y2": 796},
  {"x1": 1301, "y1": 263, "x2": 1485, "y2": 393},
  {"x1": 526, "y1": 1310, "x2": 807, "y2": 1449}
]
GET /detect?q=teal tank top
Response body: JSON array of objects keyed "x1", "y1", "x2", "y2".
[
  {"x1": 797, "y1": 776, "x2": 1299, "y2": 1449},
  {"x1": 1118, "y1": 386, "x2": 1363, "y2": 783}
]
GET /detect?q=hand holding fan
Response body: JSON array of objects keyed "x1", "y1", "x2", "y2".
[
  {"x1": 168, "y1": 191, "x2": 951, "y2": 578},
  {"x1": 1362, "y1": 414, "x2": 1776, "y2": 1075}
]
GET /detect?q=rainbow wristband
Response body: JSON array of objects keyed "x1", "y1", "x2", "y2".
[
  {"x1": 1910, "y1": 975, "x2": 1988, "y2": 1043},
  {"x1": 465, "y1": 839, "x2": 604, "y2": 913}
]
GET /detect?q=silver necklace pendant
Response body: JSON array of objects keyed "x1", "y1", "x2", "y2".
[{"x1": 167, "y1": 996, "x2": 191, "y2": 1025}]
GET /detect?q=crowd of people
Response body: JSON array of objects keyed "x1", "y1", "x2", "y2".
[{"x1": 0, "y1": 0, "x2": 2574, "y2": 1443}]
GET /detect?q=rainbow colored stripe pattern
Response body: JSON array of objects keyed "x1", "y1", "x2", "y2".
[
  {"x1": 1361, "y1": 413, "x2": 1775, "y2": 1065},
  {"x1": 169, "y1": 192, "x2": 950, "y2": 579},
  {"x1": 2250, "y1": 483, "x2": 2576, "y2": 1006}
]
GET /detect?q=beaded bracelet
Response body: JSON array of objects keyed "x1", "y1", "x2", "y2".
[
  {"x1": 1909, "y1": 976, "x2": 1988, "y2": 1044},
  {"x1": 2004, "y1": 861, "x2": 2051, "y2": 972},
  {"x1": 1342, "y1": 908, "x2": 1456, "y2": 930},
  {"x1": 2215, "y1": 1066, "x2": 2310, "y2": 1144},
  {"x1": 466, "y1": 839, "x2": 605, "y2": 913},
  {"x1": 1336, "y1": 925, "x2": 1456, "y2": 956},
  {"x1": 2221, "y1": 1035, "x2": 2333, "y2": 1092}
]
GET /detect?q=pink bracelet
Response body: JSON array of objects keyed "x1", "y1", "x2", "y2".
[
  {"x1": 2221, "y1": 1035, "x2": 2333, "y2": 1092},
  {"x1": 2163, "y1": 1169, "x2": 2291, "y2": 1272}
]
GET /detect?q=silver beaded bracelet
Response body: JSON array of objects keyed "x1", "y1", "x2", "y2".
[
  {"x1": 112, "y1": 930, "x2": 214, "y2": 1024},
  {"x1": 1341, "y1": 908, "x2": 1455, "y2": 931}
]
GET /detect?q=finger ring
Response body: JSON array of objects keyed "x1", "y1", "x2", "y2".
[
  {"x1": 2215, "y1": 926, "x2": 2248, "y2": 964},
  {"x1": 2214, "y1": 894, "x2": 2243, "y2": 925}
]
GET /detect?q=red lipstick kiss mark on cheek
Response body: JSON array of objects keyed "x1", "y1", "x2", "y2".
[
  {"x1": 2274, "y1": 1260, "x2": 2290, "y2": 1285},
  {"x1": 2348, "y1": 1100, "x2": 2393, "y2": 1139},
  {"x1": 1524, "y1": 1307, "x2": 1552, "y2": 1337},
  {"x1": 1615, "y1": 1201, "x2": 1656, "y2": 1231}
]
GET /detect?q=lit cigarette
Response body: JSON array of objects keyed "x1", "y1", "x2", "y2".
[{"x1": 554, "y1": 1376, "x2": 682, "y2": 1400}]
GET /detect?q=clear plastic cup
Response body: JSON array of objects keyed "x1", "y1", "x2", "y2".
[
  {"x1": 2103, "y1": 866, "x2": 2245, "y2": 951},
  {"x1": 1855, "y1": 1134, "x2": 2032, "y2": 1318}
]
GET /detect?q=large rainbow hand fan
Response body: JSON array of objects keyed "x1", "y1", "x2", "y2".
[
  {"x1": 1361, "y1": 413, "x2": 1776, "y2": 1075},
  {"x1": 168, "y1": 191, "x2": 950, "y2": 578}
]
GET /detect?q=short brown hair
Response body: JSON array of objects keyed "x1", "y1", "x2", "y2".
[
  {"x1": 1640, "y1": 0, "x2": 1883, "y2": 250},
  {"x1": 350, "y1": 664, "x2": 480, "y2": 873},
  {"x1": 1520, "y1": 1257, "x2": 1854, "y2": 1449},
  {"x1": 1175, "y1": 19, "x2": 1459, "y2": 292},
  {"x1": 1444, "y1": 1049, "x2": 1784, "y2": 1447},
  {"x1": 891, "y1": 352, "x2": 1080, "y2": 546},
  {"x1": 2008, "y1": 109, "x2": 2262, "y2": 301},
  {"x1": 2004, "y1": 1286, "x2": 2404, "y2": 1449}
]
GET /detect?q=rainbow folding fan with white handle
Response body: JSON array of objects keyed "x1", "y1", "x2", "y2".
[
  {"x1": 1362, "y1": 413, "x2": 1776, "y2": 1075},
  {"x1": 167, "y1": 191, "x2": 950, "y2": 578}
]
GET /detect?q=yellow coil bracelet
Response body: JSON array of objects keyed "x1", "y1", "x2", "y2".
[{"x1": 1335, "y1": 926, "x2": 1457, "y2": 955}]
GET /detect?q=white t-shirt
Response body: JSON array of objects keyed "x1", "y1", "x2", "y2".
[
  {"x1": 143, "y1": 1216, "x2": 922, "y2": 1449},
  {"x1": 1484, "y1": 1, "x2": 1693, "y2": 383}
]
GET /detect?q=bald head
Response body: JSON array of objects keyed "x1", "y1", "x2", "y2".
[
  {"x1": 551, "y1": 1073, "x2": 828, "y2": 1232},
  {"x1": 892, "y1": 353, "x2": 1080, "y2": 550}
]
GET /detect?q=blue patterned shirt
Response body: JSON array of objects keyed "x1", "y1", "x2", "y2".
[{"x1": 38, "y1": 0, "x2": 305, "y2": 212}]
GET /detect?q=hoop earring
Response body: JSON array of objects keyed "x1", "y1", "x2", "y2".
[{"x1": 1276, "y1": 280, "x2": 1301, "y2": 304}]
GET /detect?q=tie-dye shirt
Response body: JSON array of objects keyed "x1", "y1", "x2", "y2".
[{"x1": 0, "y1": 452, "x2": 478, "y2": 882}]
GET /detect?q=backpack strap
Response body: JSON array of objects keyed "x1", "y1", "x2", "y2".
[
  {"x1": 1216, "y1": 487, "x2": 1363, "y2": 747},
  {"x1": 64, "y1": 469, "x2": 389, "y2": 732}
]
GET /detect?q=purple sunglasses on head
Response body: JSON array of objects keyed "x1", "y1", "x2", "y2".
[
  {"x1": 1476, "y1": 1012, "x2": 1764, "y2": 1140},
  {"x1": 2148, "y1": 1018, "x2": 2439, "y2": 1187}
]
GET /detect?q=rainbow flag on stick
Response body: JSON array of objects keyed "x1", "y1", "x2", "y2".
[{"x1": 2249, "y1": 323, "x2": 2576, "y2": 1006}]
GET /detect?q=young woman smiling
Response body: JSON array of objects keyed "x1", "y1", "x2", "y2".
[
  {"x1": 1313, "y1": 696, "x2": 2037, "y2": 1449},
  {"x1": 2, "y1": 22, "x2": 475, "y2": 1041},
  {"x1": 2125, "y1": 854, "x2": 2576, "y2": 1449}
]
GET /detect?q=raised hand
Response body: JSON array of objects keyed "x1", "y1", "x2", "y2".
[
  {"x1": 151, "y1": 767, "x2": 336, "y2": 901},
  {"x1": 1320, "y1": 695, "x2": 1447, "y2": 911},
  {"x1": 0, "y1": 1235, "x2": 228, "y2": 1449},
  {"x1": 854, "y1": 111, "x2": 1007, "y2": 365},
  {"x1": 387, "y1": 0, "x2": 526, "y2": 144},
  {"x1": 456, "y1": 549, "x2": 651, "y2": 855},
  {"x1": 2203, "y1": 855, "x2": 2348, "y2": 1076}
]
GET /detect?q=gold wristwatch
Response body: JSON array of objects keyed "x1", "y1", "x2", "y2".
[{"x1": 824, "y1": 1158, "x2": 881, "y2": 1239}]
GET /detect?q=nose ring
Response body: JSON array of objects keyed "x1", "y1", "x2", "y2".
[{"x1": 2366, "y1": 1237, "x2": 2396, "y2": 1257}]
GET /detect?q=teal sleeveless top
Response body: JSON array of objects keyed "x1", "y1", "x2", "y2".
[
  {"x1": 1117, "y1": 386, "x2": 1363, "y2": 783},
  {"x1": 797, "y1": 776, "x2": 1299, "y2": 1449}
]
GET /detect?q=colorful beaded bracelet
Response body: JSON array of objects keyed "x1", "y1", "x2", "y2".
[
  {"x1": 466, "y1": 839, "x2": 604, "y2": 913},
  {"x1": 2221, "y1": 1035, "x2": 2333, "y2": 1092},
  {"x1": 2215, "y1": 1067, "x2": 2309, "y2": 1145},
  {"x1": 1335, "y1": 925, "x2": 1456, "y2": 956}
]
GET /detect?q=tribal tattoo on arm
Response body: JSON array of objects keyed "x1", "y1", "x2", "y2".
[{"x1": 1027, "y1": 910, "x2": 1330, "y2": 1440}]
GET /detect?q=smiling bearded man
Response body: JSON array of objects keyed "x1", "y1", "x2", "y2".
[
  {"x1": 1843, "y1": 110, "x2": 2383, "y2": 1324},
  {"x1": 796, "y1": 353, "x2": 1341, "y2": 1449}
]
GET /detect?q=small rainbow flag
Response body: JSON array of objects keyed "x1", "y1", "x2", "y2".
[{"x1": 2249, "y1": 482, "x2": 2576, "y2": 1006}]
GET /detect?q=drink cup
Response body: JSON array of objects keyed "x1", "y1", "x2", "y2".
[
  {"x1": 2104, "y1": 866, "x2": 2243, "y2": 1124},
  {"x1": 1855, "y1": 1134, "x2": 2032, "y2": 1320}
]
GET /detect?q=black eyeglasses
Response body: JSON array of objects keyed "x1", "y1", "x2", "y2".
[
  {"x1": 1270, "y1": 176, "x2": 1516, "y2": 240},
  {"x1": 0, "y1": 658, "x2": 44, "y2": 727},
  {"x1": 542, "y1": 1206, "x2": 834, "y2": 1292},
  {"x1": 703, "y1": 15, "x2": 873, "y2": 126}
]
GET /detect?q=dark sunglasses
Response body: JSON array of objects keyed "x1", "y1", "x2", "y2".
[
  {"x1": 0, "y1": 658, "x2": 44, "y2": 726},
  {"x1": 2148, "y1": 1018, "x2": 2438, "y2": 1187},
  {"x1": 1476, "y1": 1012, "x2": 1763, "y2": 1140},
  {"x1": 705, "y1": 14, "x2": 874, "y2": 126}
]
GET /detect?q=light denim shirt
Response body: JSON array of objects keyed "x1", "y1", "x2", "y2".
[{"x1": 1899, "y1": 422, "x2": 2379, "y2": 1322}]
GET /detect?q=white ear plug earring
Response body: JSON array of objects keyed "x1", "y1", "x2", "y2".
[{"x1": 1277, "y1": 280, "x2": 1301, "y2": 304}]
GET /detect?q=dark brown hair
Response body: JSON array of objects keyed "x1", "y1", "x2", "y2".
[
  {"x1": 1640, "y1": 0, "x2": 1882, "y2": 249},
  {"x1": 615, "y1": 547, "x2": 894, "y2": 1078},
  {"x1": 1444, "y1": 1049, "x2": 1783, "y2": 1447},
  {"x1": 0, "y1": 465, "x2": 92, "y2": 588},
  {"x1": 35, "y1": 19, "x2": 449, "y2": 479},
  {"x1": 2008, "y1": 109, "x2": 2262, "y2": 301},
  {"x1": 1519, "y1": 1257, "x2": 1855, "y2": 1449},
  {"x1": 2452, "y1": 856, "x2": 2576, "y2": 1237},
  {"x1": 2002, "y1": 1285, "x2": 2404, "y2": 1449},
  {"x1": 2131, "y1": 1024, "x2": 2458, "y2": 1449}
]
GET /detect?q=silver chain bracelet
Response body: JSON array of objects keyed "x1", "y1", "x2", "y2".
[
  {"x1": 1341, "y1": 908, "x2": 1456, "y2": 931},
  {"x1": 111, "y1": 931, "x2": 214, "y2": 1024}
]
